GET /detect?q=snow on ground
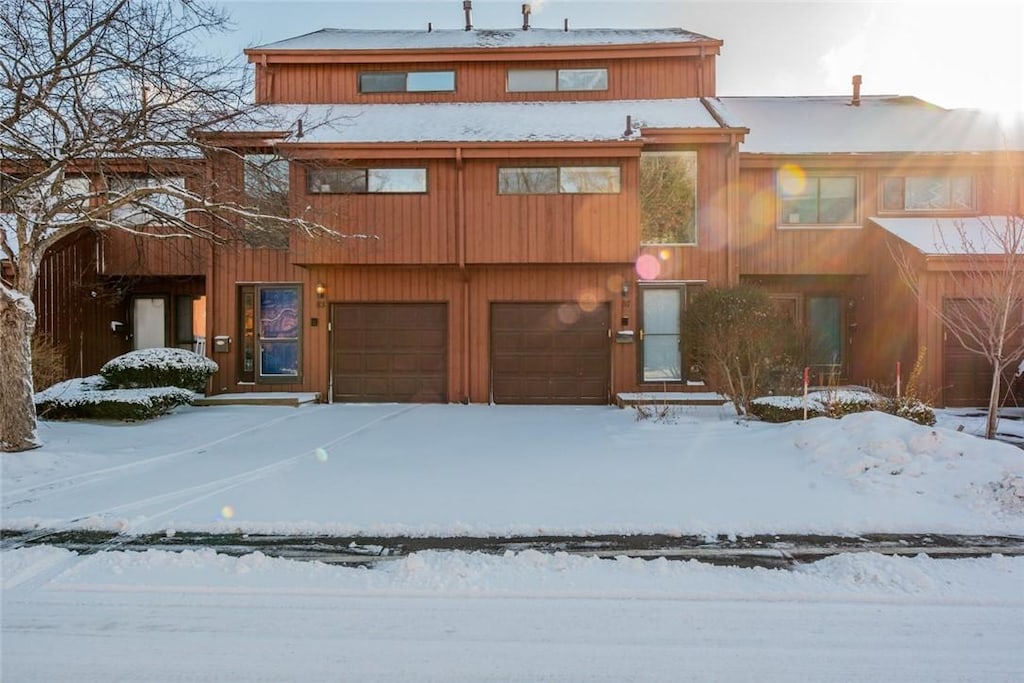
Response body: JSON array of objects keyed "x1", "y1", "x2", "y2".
[
  {"x1": 2, "y1": 403, "x2": 1022, "y2": 537},
  {"x1": 2, "y1": 545, "x2": 1023, "y2": 681},
  {"x1": 4, "y1": 405, "x2": 1024, "y2": 681}
]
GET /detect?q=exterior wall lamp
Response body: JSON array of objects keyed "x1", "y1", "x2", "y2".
[{"x1": 315, "y1": 282, "x2": 326, "y2": 307}]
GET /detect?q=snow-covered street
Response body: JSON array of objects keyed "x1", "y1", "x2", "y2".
[{"x1": 3, "y1": 546, "x2": 1023, "y2": 682}]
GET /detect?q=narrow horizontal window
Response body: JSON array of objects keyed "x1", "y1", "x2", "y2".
[
  {"x1": 507, "y1": 68, "x2": 608, "y2": 92},
  {"x1": 307, "y1": 168, "x2": 427, "y2": 194},
  {"x1": 779, "y1": 174, "x2": 857, "y2": 226},
  {"x1": 498, "y1": 166, "x2": 620, "y2": 195},
  {"x1": 359, "y1": 70, "x2": 455, "y2": 93},
  {"x1": 881, "y1": 175, "x2": 975, "y2": 211},
  {"x1": 109, "y1": 176, "x2": 185, "y2": 225}
]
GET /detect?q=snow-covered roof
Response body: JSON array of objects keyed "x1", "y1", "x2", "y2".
[
  {"x1": 719, "y1": 96, "x2": 1024, "y2": 154},
  {"x1": 251, "y1": 27, "x2": 717, "y2": 52},
  {"x1": 870, "y1": 216, "x2": 1024, "y2": 256},
  {"x1": 223, "y1": 99, "x2": 723, "y2": 144}
]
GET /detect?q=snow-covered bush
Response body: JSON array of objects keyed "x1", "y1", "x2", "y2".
[
  {"x1": 810, "y1": 389, "x2": 878, "y2": 419},
  {"x1": 35, "y1": 376, "x2": 195, "y2": 421},
  {"x1": 101, "y1": 348, "x2": 218, "y2": 393},
  {"x1": 748, "y1": 395, "x2": 825, "y2": 423},
  {"x1": 876, "y1": 396, "x2": 936, "y2": 427}
]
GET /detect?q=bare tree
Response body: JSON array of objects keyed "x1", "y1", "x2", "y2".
[
  {"x1": 890, "y1": 212, "x2": 1024, "y2": 439},
  {"x1": 0, "y1": 0, "x2": 343, "y2": 451}
]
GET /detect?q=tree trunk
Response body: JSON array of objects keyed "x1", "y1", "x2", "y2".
[
  {"x1": 985, "y1": 361, "x2": 1001, "y2": 440},
  {"x1": 0, "y1": 289, "x2": 41, "y2": 452}
]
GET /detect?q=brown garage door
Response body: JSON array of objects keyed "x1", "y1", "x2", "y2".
[
  {"x1": 942, "y1": 299, "x2": 1020, "y2": 407},
  {"x1": 491, "y1": 302, "x2": 610, "y2": 404},
  {"x1": 331, "y1": 303, "x2": 447, "y2": 402}
]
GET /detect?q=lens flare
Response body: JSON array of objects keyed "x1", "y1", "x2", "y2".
[
  {"x1": 220, "y1": 505, "x2": 235, "y2": 520},
  {"x1": 314, "y1": 447, "x2": 328, "y2": 462},
  {"x1": 778, "y1": 164, "x2": 807, "y2": 196},
  {"x1": 557, "y1": 303, "x2": 581, "y2": 325},
  {"x1": 576, "y1": 288, "x2": 599, "y2": 312},
  {"x1": 658, "y1": 248, "x2": 671, "y2": 261},
  {"x1": 606, "y1": 274, "x2": 625, "y2": 294},
  {"x1": 635, "y1": 253, "x2": 660, "y2": 280}
]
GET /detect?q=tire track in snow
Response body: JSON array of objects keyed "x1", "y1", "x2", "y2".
[{"x1": 1, "y1": 404, "x2": 420, "y2": 562}]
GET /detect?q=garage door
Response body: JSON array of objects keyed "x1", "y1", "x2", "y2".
[
  {"x1": 331, "y1": 303, "x2": 447, "y2": 402},
  {"x1": 491, "y1": 302, "x2": 610, "y2": 404},
  {"x1": 942, "y1": 299, "x2": 1020, "y2": 407}
]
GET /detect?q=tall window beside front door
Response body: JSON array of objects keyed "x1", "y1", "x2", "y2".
[
  {"x1": 640, "y1": 285, "x2": 702, "y2": 382},
  {"x1": 238, "y1": 284, "x2": 302, "y2": 383}
]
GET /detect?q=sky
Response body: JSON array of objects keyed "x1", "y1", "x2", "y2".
[{"x1": 209, "y1": 0, "x2": 1024, "y2": 112}]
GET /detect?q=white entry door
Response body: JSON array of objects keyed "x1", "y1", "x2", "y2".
[{"x1": 133, "y1": 297, "x2": 167, "y2": 349}]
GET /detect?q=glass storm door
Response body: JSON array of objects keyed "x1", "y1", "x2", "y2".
[
  {"x1": 642, "y1": 288, "x2": 682, "y2": 381},
  {"x1": 808, "y1": 296, "x2": 842, "y2": 371},
  {"x1": 132, "y1": 297, "x2": 167, "y2": 349}
]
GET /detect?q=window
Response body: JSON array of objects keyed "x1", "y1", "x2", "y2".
[
  {"x1": 498, "y1": 166, "x2": 620, "y2": 195},
  {"x1": 238, "y1": 284, "x2": 301, "y2": 383},
  {"x1": 640, "y1": 151, "x2": 697, "y2": 245},
  {"x1": 2, "y1": 175, "x2": 91, "y2": 214},
  {"x1": 779, "y1": 174, "x2": 857, "y2": 226},
  {"x1": 109, "y1": 176, "x2": 185, "y2": 225},
  {"x1": 307, "y1": 168, "x2": 427, "y2": 194},
  {"x1": 359, "y1": 70, "x2": 455, "y2": 93},
  {"x1": 507, "y1": 68, "x2": 608, "y2": 92},
  {"x1": 881, "y1": 175, "x2": 975, "y2": 212},
  {"x1": 640, "y1": 284, "x2": 703, "y2": 382}
]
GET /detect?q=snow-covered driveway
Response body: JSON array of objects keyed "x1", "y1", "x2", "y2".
[{"x1": 2, "y1": 403, "x2": 1023, "y2": 537}]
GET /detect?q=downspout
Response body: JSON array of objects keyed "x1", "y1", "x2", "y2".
[{"x1": 456, "y1": 146, "x2": 471, "y2": 403}]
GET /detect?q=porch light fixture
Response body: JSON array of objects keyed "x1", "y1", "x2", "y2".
[
  {"x1": 315, "y1": 282, "x2": 326, "y2": 300},
  {"x1": 621, "y1": 281, "x2": 630, "y2": 298}
]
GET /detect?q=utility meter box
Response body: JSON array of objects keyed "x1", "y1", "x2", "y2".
[{"x1": 213, "y1": 335, "x2": 231, "y2": 353}]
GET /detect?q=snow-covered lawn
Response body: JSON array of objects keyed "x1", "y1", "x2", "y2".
[
  {"x1": 3, "y1": 404, "x2": 1023, "y2": 681},
  {"x1": 2, "y1": 403, "x2": 1022, "y2": 537}
]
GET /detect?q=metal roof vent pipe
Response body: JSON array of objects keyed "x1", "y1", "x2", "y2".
[
  {"x1": 522, "y1": 3, "x2": 531, "y2": 30},
  {"x1": 623, "y1": 115, "x2": 633, "y2": 137},
  {"x1": 564, "y1": 18, "x2": 569, "y2": 32},
  {"x1": 463, "y1": 1, "x2": 472, "y2": 31},
  {"x1": 851, "y1": 74, "x2": 862, "y2": 107}
]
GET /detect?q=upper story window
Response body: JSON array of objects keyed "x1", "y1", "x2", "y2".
[
  {"x1": 779, "y1": 173, "x2": 858, "y2": 226},
  {"x1": 498, "y1": 166, "x2": 620, "y2": 194},
  {"x1": 359, "y1": 71, "x2": 455, "y2": 93},
  {"x1": 2, "y1": 175, "x2": 91, "y2": 214},
  {"x1": 641, "y1": 151, "x2": 697, "y2": 245},
  {"x1": 881, "y1": 175, "x2": 975, "y2": 212},
  {"x1": 109, "y1": 176, "x2": 185, "y2": 225},
  {"x1": 244, "y1": 154, "x2": 289, "y2": 212},
  {"x1": 506, "y1": 68, "x2": 608, "y2": 92},
  {"x1": 307, "y1": 168, "x2": 427, "y2": 194}
]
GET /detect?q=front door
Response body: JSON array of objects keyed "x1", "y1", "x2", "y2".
[{"x1": 132, "y1": 296, "x2": 167, "y2": 349}]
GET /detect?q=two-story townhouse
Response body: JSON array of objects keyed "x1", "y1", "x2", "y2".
[{"x1": 26, "y1": 9, "x2": 1024, "y2": 409}]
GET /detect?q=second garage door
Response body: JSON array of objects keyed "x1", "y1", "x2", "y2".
[
  {"x1": 491, "y1": 302, "x2": 610, "y2": 404},
  {"x1": 331, "y1": 303, "x2": 447, "y2": 402}
]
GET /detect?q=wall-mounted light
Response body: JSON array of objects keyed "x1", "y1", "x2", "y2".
[
  {"x1": 315, "y1": 282, "x2": 326, "y2": 307},
  {"x1": 621, "y1": 281, "x2": 630, "y2": 299}
]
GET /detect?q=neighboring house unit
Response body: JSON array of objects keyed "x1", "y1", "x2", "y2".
[{"x1": 27, "y1": 10, "x2": 1024, "y2": 407}]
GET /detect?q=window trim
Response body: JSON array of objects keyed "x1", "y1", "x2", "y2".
[
  {"x1": 878, "y1": 174, "x2": 977, "y2": 215},
  {"x1": 358, "y1": 70, "x2": 456, "y2": 94},
  {"x1": 777, "y1": 171, "x2": 861, "y2": 229},
  {"x1": 506, "y1": 67, "x2": 609, "y2": 93},
  {"x1": 497, "y1": 165, "x2": 621, "y2": 195},
  {"x1": 306, "y1": 167, "x2": 428, "y2": 195}
]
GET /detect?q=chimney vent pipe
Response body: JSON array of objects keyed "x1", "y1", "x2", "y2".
[
  {"x1": 522, "y1": 3, "x2": 531, "y2": 30},
  {"x1": 851, "y1": 74, "x2": 862, "y2": 107},
  {"x1": 463, "y1": 1, "x2": 472, "y2": 31},
  {"x1": 623, "y1": 115, "x2": 633, "y2": 137},
  {"x1": 428, "y1": 22, "x2": 432, "y2": 32},
  {"x1": 564, "y1": 18, "x2": 569, "y2": 31}
]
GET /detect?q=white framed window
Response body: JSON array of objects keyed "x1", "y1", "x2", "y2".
[
  {"x1": 641, "y1": 151, "x2": 698, "y2": 245},
  {"x1": 498, "y1": 166, "x2": 620, "y2": 195},
  {"x1": 307, "y1": 168, "x2": 427, "y2": 194},
  {"x1": 507, "y1": 68, "x2": 608, "y2": 92},
  {"x1": 881, "y1": 175, "x2": 975, "y2": 212},
  {"x1": 779, "y1": 174, "x2": 858, "y2": 227},
  {"x1": 359, "y1": 71, "x2": 455, "y2": 93}
]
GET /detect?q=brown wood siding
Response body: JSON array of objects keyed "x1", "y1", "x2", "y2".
[
  {"x1": 464, "y1": 158, "x2": 639, "y2": 264},
  {"x1": 34, "y1": 230, "x2": 129, "y2": 380},
  {"x1": 256, "y1": 56, "x2": 710, "y2": 104},
  {"x1": 100, "y1": 228, "x2": 208, "y2": 276},
  {"x1": 290, "y1": 160, "x2": 457, "y2": 265},
  {"x1": 638, "y1": 145, "x2": 730, "y2": 282}
]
